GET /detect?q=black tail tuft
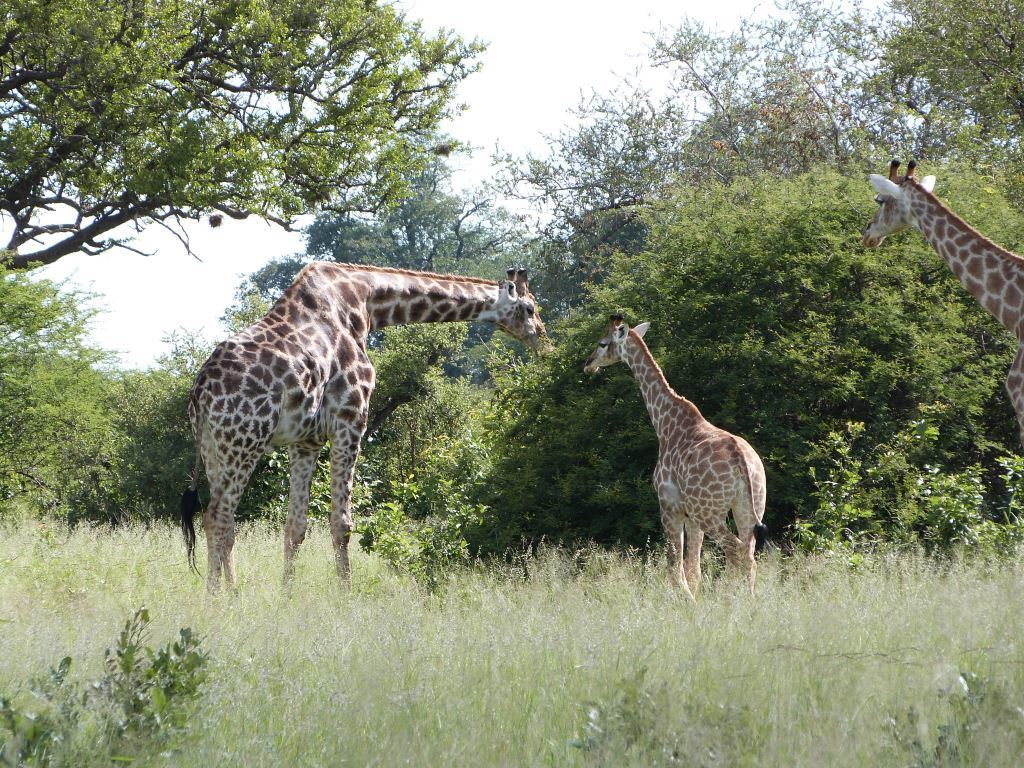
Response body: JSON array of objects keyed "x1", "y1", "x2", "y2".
[
  {"x1": 753, "y1": 522, "x2": 769, "y2": 554},
  {"x1": 180, "y1": 487, "x2": 200, "y2": 574}
]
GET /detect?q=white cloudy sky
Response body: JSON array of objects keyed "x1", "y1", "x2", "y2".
[{"x1": 34, "y1": 0, "x2": 753, "y2": 368}]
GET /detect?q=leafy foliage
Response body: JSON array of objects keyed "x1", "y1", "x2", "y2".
[
  {"x1": 356, "y1": 479, "x2": 485, "y2": 592},
  {"x1": 480, "y1": 169, "x2": 1023, "y2": 551},
  {"x1": 1, "y1": 0, "x2": 481, "y2": 268},
  {"x1": 0, "y1": 268, "x2": 111, "y2": 519},
  {"x1": 0, "y1": 607, "x2": 208, "y2": 767},
  {"x1": 796, "y1": 412, "x2": 1024, "y2": 553}
]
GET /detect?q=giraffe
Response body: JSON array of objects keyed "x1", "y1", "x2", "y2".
[
  {"x1": 180, "y1": 263, "x2": 547, "y2": 592},
  {"x1": 583, "y1": 315, "x2": 768, "y2": 600},
  {"x1": 862, "y1": 159, "x2": 1024, "y2": 444}
]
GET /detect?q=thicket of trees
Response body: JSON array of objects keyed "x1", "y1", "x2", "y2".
[
  {"x1": 4, "y1": 0, "x2": 1024, "y2": 565},
  {"x1": 0, "y1": 0, "x2": 480, "y2": 268}
]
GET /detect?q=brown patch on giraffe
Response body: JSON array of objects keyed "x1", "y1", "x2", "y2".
[
  {"x1": 964, "y1": 257, "x2": 984, "y2": 279},
  {"x1": 223, "y1": 372, "x2": 242, "y2": 392},
  {"x1": 986, "y1": 268, "x2": 1004, "y2": 296},
  {"x1": 1005, "y1": 283, "x2": 1022, "y2": 309},
  {"x1": 410, "y1": 298, "x2": 430, "y2": 318}
]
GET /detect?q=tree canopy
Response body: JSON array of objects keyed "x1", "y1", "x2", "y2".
[
  {"x1": 479, "y1": 169, "x2": 1022, "y2": 551},
  {"x1": 0, "y1": 0, "x2": 481, "y2": 268}
]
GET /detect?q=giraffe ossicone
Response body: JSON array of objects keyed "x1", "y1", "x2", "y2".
[
  {"x1": 862, "y1": 160, "x2": 1024, "y2": 445},
  {"x1": 180, "y1": 263, "x2": 547, "y2": 593},
  {"x1": 584, "y1": 315, "x2": 768, "y2": 601}
]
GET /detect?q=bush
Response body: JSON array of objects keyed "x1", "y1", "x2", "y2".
[
  {"x1": 0, "y1": 607, "x2": 208, "y2": 767},
  {"x1": 796, "y1": 410, "x2": 1024, "y2": 554},
  {"x1": 0, "y1": 267, "x2": 112, "y2": 520},
  {"x1": 480, "y1": 169, "x2": 1022, "y2": 551},
  {"x1": 357, "y1": 478, "x2": 485, "y2": 592}
]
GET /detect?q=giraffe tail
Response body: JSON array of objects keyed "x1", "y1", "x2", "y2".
[
  {"x1": 732, "y1": 435, "x2": 769, "y2": 555},
  {"x1": 753, "y1": 521, "x2": 769, "y2": 554}
]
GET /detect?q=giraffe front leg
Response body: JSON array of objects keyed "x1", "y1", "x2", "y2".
[
  {"x1": 283, "y1": 443, "x2": 321, "y2": 584},
  {"x1": 330, "y1": 427, "x2": 363, "y2": 584},
  {"x1": 663, "y1": 517, "x2": 696, "y2": 603},
  {"x1": 682, "y1": 518, "x2": 704, "y2": 596},
  {"x1": 1006, "y1": 343, "x2": 1024, "y2": 447}
]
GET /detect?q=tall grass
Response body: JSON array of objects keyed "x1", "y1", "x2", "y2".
[{"x1": 2, "y1": 521, "x2": 1023, "y2": 766}]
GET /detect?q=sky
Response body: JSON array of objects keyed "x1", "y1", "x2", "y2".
[{"x1": 34, "y1": 0, "x2": 753, "y2": 368}]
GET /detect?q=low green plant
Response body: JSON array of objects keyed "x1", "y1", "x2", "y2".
[
  {"x1": 356, "y1": 479, "x2": 485, "y2": 591},
  {"x1": 887, "y1": 670, "x2": 1024, "y2": 766},
  {"x1": 797, "y1": 409, "x2": 1024, "y2": 554},
  {"x1": 0, "y1": 607, "x2": 208, "y2": 767},
  {"x1": 570, "y1": 666, "x2": 673, "y2": 763}
]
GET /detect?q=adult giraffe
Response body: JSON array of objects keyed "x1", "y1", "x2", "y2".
[
  {"x1": 180, "y1": 263, "x2": 547, "y2": 592},
  {"x1": 584, "y1": 315, "x2": 768, "y2": 600},
  {"x1": 862, "y1": 160, "x2": 1024, "y2": 444}
]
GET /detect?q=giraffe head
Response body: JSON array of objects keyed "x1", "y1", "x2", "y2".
[
  {"x1": 584, "y1": 315, "x2": 649, "y2": 373},
  {"x1": 861, "y1": 159, "x2": 937, "y2": 248},
  {"x1": 490, "y1": 267, "x2": 549, "y2": 352}
]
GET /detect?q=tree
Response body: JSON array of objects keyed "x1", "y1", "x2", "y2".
[
  {"x1": 1, "y1": 0, "x2": 481, "y2": 268},
  {"x1": 871, "y1": 0, "x2": 1024, "y2": 184},
  {"x1": 479, "y1": 169, "x2": 1022, "y2": 551},
  {"x1": 304, "y1": 159, "x2": 524, "y2": 275},
  {"x1": 0, "y1": 266, "x2": 111, "y2": 516}
]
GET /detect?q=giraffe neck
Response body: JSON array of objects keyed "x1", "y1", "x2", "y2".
[
  {"x1": 905, "y1": 182, "x2": 1024, "y2": 334},
  {"x1": 359, "y1": 269, "x2": 497, "y2": 330},
  {"x1": 621, "y1": 331, "x2": 704, "y2": 440}
]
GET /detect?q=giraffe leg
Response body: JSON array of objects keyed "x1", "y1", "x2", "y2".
[
  {"x1": 706, "y1": 520, "x2": 754, "y2": 594},
  {"x1": 203, "y1": 462, "x2": 256, "y2": 594},
  {"x1": 283, "y1": 443, "x2": 321, "y2": 584},
  {"x1": 682, "y1": 518, "x2": 704, "y2": 596},
  {"x1": 196, "y1": 438, "x2": 258, "y2": 593},
  {"x1": 663, "y1": 516, "x2": 696, "y2": 603},
  {"x1": 1006, "y1": 344, "x2": 1024, "y2": 447},
  {"x1": 330, "y1": 424, "x2": 365, "y2": 584}
]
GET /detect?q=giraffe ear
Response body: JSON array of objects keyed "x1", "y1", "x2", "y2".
[
  {"x1": 633, "y1": 322, "x2": 650, "y2": 339},
  {"x1": 869, "y1": 174, "x2": 901, "y2": 198},
  {"x1": 919, "y1": 175, "x2": 936, "y2": 193}
]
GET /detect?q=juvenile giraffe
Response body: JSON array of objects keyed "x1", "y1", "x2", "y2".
[
  {"x1": 863, "y1": 160, "x2": 1024, "y2": 444},
  {"x1": 180, "y1": 263, "x2": 547, "y2": 593},
  {"x1": 584, "y1": 316, "x2": 768, "y2": 600}
]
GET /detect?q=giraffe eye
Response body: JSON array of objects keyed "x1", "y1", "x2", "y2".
[
  {"x1": 598, "y1": 342, "x2": 608, "y2": 348},
  {"x1": 875, "y1": 195, "x2": 886, "y2": 205},
  {"x1": 526, "y1": 305, "x2": 535, "y2": 316}
]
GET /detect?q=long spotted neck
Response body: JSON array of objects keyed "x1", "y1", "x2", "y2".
[
  {"x1": 621, "y1": 331, "x2": 704, "y2": 441},
  {"x1": 355, "y1": 270, "x2": 498, "y2": 331},
  {"x1": 905, "y1": 182, "x2": 1024, "y2": 335}
]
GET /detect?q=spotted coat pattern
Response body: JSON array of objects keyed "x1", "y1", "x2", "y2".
[
  {"x1": 584, "y1": 317, "x2": 767, "y2": 601},
  {"x1": 863, "y1": 160, "x2": 1024, "y2": 444},
  {"x1": 185, "y1": 263, "x2": 546, "y2": 592}
]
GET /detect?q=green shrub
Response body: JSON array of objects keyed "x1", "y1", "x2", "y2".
[
  {"x1": 796, "y1": 410, "x2": 1024, "y2": 554},
  {"x1": 0, "y1": 608, "x2": 208, "y2": 767},
  {"x1": 357, "y1": 479, "x2": 485, "y2": 592}
]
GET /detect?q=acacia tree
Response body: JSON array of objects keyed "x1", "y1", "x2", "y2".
[{"x1": 0, "y1": 0, "x2": 481, "y2": 268}]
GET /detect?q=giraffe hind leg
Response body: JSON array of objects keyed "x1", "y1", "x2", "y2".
[
  {"x1": 1007, "y1": 344, "x2": 1024, "y2": 447},
  {"x1": 203, "y1": 454, "x2": 260, "y2": 594},
  {"x1": 283, "y1": 443, "x2": 321, "y2": 584}
]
